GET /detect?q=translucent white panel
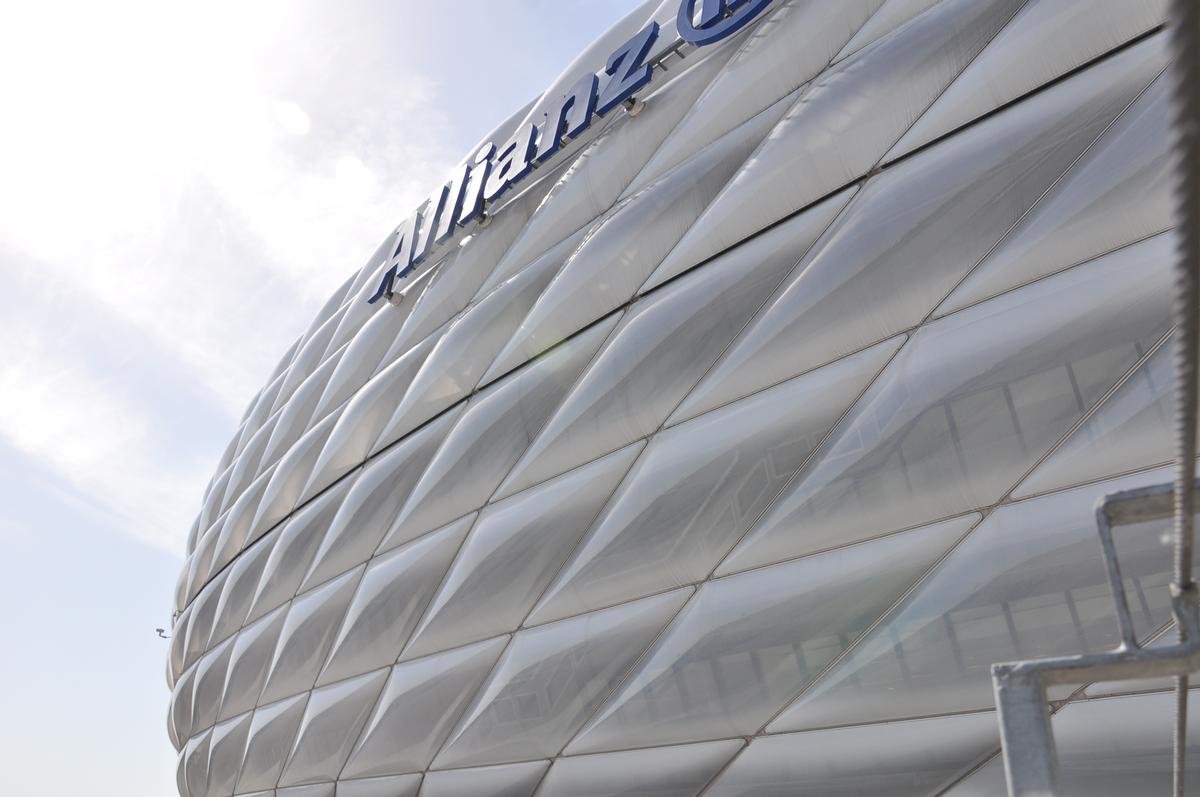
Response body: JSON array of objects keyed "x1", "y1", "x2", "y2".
[
  {"x1": 300, "y1": 411, "x2": 457, "y2": 593},
  {"x1": 940, "y1": 72, "x2": 1176, "y2": 315},
  {"x1": 196, "y1": 463, "x2": 235, "y2": 550},
  {"x1": 259, "y1": 567, "x2": 364, "y2": 705},
  {"x1": 404, "y1": 445, "x2": 642, "y2": 660},
  {"x1": 317, "y1": 516, "x2": 472, "y2": 686},
  {"x1": 475, "y1": 224, "x2": 589, "y2": 316},
  {"x1": 273, "y1": 302, "x2": 340, "y2": 405},
  {"x1": 529, "y1": 339, "x2": 901, "y2": 626},
  {"x1": 184, "y1": 569, "x2": 229, "y2": 671},
  {"x1": 222, "y1": 416, "x2": 281, "y2": 521},
  {"x1": 245, "y1": 361, "x2": 290, "y2": 432},
  {"x1": 943, "y1": 692, "x2": 1200, "y2": 796},
  {"x1": 279, "y1": 785, "x2": 334, "y2": 797},
  {"x1": 187, "y1": 511, "x2": 228, "y2": 605},
  {"x1": 170, "y1": 661, "x2": 199, "y2": 746},
  {"x1": 246, "y1": 481, "x2": 351, "y2": 627},
  {"x1": 261, "y1": 347, "x2": 347, "y2": 472},
  {"x1": 768, "y1": 467, "x2": 1179, "y2": 732},
  {"x1": 888, "y1": 0, "x2": 1168, "y2": 159},
  {"x1": 395, "y1": 194, "x2": 537, "y2": 350},
  {"x1": 268, "y1": 327, "x2": 306, "y2": 384},
  {"x1": 218, "y1": 605, "x2": 288, "y2": 723},
  {"x1": 707, "y1": 712, "x2": 997, "y2": 797},
  {"x1": 183, "y1": 728, "x2": 212, "y2": 797},
  {"x1": 496, "y1": 190, "x2": 853, "y2": 501},
  {"x1": 538, "y1": 739, "x2": 740, "y2": 797},
  {"x1": 204, "y1": 711, "x2": 253, "y2": 797},
  {"x1": 384, "y1": 242, "x2": 567, "y2": 443},
  {"x1": 174, "y1": 750, "x2": 188, "y2": 797},
  {"x1": 337, "y1": 774, "x2": 421, "y2": 797},
  {"x1": 196, "y1": 479, "x2": 233, "y2": 565},
  {"x1": 182, "y1": 521, "x2": 203, "y2": 583},
  {"x1": 1016, "y1": 334, "x2": 1175, "y2": 498},
  {"x1": 170, "y1": 604, "x2": 194, "y2": 685},
  {"x1": 278, "y1": 668, "x2": 389, "y2": 787},
  {"x1": 173, "y1": 566, "x2": 194, "y2": 634},
  {"x1": 1049, "y1": 692, "x2": 1200, "y2": 796},
  {"x1": 236, "y1": 693, "x2": 308, "y2": 794},
  {"x1": 567, "y1": 517, "x2": 970, "y2": 754},
  {"x1": 482, "y1": 99, "x2": 789, "y2": 385},
  {"x1": 216, "y1": 424, "x2": 250, "y2": 493},
  {"x1": 667, "y1": 38, "x2": 1166, "y2": 419},
  {"x1": 343, "y1": 637, "x2": 507, "y2": 779},
  {"x1": 833, "y1": 0, "x2": 942, "y2": 62},
  {"x1": 169, "y1": 662, "x2": 193, "y2": 748},
  {"x1": 307, "y1": 332, "x2": 442, "y2": 493},
  {"x1": 251, "y1": 408, "x2": 343, "y2": 540},
  {"x1": 719, "y1": 242, "x2": 1173, "y2": 576},
  {"x1": 208, "y1": 528, "x2": 277, "y2": 650},
  {"x1": 377, "y1": 317, "x2": 618, "y2": 555},
  {"x1": 487, "y1": 44, "x2": 737, "y2": 288},
  {"x1": 628, "y1": 0, "x2": 882, "y2": 193},
  {"x1": 433, "y1": 589, "x2": 691, "y2": 769},
  {"x1": 650, "y1": 0, "x2": 1028, "y2": 283},
  {"x1": 324, "y1": 278, "x2": 384, "y2": 361},
  {"x1": 310, "y1": 293, "x2": 415, "y2": 421},
  {"x1": 191, "y1": 635, "x2": 236, "y2": 735},
  {"x1": 209, "y1": 466, "x2": 277, "y2": 585},
  {"x1": 370, "y1": 264, "x2": 445, "y2": 371},
  {"x1": 419, "y1": 761, "x2": 548, "y2": 797},
  {"x1": 270, "y1": 310, "x2": 342, "y2": 420}
]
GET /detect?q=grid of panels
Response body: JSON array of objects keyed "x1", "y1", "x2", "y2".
[{"x1": 167, "y1": 0, "x2": 1193, "y2": 794}]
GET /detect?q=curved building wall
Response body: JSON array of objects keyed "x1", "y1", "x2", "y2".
[{"x1": 167, "y1": 1, "x2": 1191, "y2": 795}]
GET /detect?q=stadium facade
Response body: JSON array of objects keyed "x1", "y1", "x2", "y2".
[{"x1": 167, "y1": 1, "x2": 1192, "y2": 794}]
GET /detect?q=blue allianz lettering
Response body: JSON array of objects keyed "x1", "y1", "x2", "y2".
[{"x1": 368, "y1": 0, "x2": 774, "y2": 304}]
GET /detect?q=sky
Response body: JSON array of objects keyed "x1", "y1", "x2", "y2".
[{"x1": 0, "y1": 1, "x2": 646, "y2": 794}]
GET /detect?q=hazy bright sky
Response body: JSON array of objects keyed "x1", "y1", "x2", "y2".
[{"x1": 0, "y1": 1, "x2": 645, "y2": 793}]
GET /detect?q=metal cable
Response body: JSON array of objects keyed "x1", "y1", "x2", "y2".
[{"x1": 1169, "y1": 1, "x2": 1200, "y2": 794}]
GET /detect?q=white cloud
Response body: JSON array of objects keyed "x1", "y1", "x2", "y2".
[
  {"x1": 0, "y1": 313, "x2": 211, "y2": 554},
  {"x1": 0, "y1": 0, "x2": 458, "y2": 553}
]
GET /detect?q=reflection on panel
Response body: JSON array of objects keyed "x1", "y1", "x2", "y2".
[
  {"x1": 1015, "y1": 332, "x2": 1180, "y2": 498},
  {"x1": 434, "y1": 589, "x2": 690, "y2": 769},
  {"x1": 530, "y1": 338, "x2": 901, "y2": 625},
  {"x1": 707, "y1": 711, "x2": 998, "y2": 796},
  {"x1": 343, "y1": 637, "x2": 507, "y2": 779},
  {"x1": 939, "y1": 77, "x2": 1176, "y2": 315},
  {"x1": 406, "y1": 444, "x2": 642, "y2": 658},
  {"x1": 498, "y1": 191, "x2": 852, "y2": 499},
  {"x1": 676, "y1": 36, "x2": 1166, "y2": 421},
  {"x1": 482, "y1": 96, "x2": 790, "y2": 384},
  {"x1": 888, "y1": 0, "x2": 1168, "y2": 159},
  {"x1": 769, "y1": 467, "x2": 1181, "y2": 732},
  {"x1": 419, "y1": 761, "x2": 547, "y2": 797},
  {"x1": 719, "y1": 240, "x2": 1172, "y2": 576},
  {"x1": 569, "y1": 516, "x2": 972, "y2": 753},
  {"x1": 539, "y1": 739, "x2": 741, "y2": 797}
]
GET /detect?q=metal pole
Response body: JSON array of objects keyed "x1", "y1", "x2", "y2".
[{"x1": 1168, "y1": 1, "x2": 1200, "y2": 793}]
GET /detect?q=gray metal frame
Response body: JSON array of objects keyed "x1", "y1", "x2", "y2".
[{"x1": 991, "y1": 481, "x2": 1200, "y2": 796}]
